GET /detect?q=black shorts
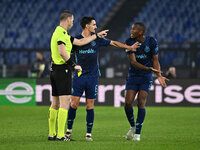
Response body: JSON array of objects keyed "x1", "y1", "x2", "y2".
[{"x1": 50, "y1": 64, "x2": 72, "y2": 96}]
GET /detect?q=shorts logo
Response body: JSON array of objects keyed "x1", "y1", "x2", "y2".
[
  {"x1": 144, "y1": 46, "x2": 150, "y2": 53},
  {"x1": 91, "y1": 41, "x2": 96, "y2": 47},
  {"x1": 155, "y1": 46, "x2": 159, "y2": 52},
  {"x1": 148, "y1": 81, "x2": 153, "y2": 91},
  {"x1": 94, "y1": 85, "x2": 98, "y2": 96},
  {"x1": 65, "y1": 69, "x2": 68, "y2": 73}
]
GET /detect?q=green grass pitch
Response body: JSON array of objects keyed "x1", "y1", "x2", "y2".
[{"x1": 0, "y1": 106, "x2": 200, "y2": 150}]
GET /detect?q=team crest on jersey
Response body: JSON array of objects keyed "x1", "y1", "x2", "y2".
[
  {"x1": 144, "y1": 46, "x2": 150, "y2": 53},
  {"x1": 91, "y1": 41, "x2": 96, "y2": 47}
]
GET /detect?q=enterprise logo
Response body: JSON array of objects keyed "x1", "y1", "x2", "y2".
[{"x1": 0, "y1": 82, "x2": 34, "y2": 103}]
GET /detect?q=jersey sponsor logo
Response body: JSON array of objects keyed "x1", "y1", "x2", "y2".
[
  {"x1": 135, "y1": 54, "x2": 147, "y2": 59},
  {"x1": 79, "y1": 49, "x2": 95, "y2": 54},
  {"x1": 144, "y1": 46, "x2": 150, "y2": 53},
  {"x1": 91, "y1": 41, "x2": 96, "y2": 47}
]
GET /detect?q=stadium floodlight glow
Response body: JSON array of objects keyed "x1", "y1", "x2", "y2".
[{"x1": 0, "y1": 82, "x2": 33, "y2": 103}]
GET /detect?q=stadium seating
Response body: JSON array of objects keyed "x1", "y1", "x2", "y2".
[
  {"x1": 0, "y1": 0, "x2": 199, "y2": 69},
  {"x1": 0, "y1": 0, "x2": 117, "y2": 65},
  {"x1": 0, "y1": 0, "x2": 117, "y2": 49},
  {"x1": 117, "y1": 0, "x2": 200, "y2": 67},
  {"x1": 118, "y1": 0, "x2": 200, "y2": 43}
]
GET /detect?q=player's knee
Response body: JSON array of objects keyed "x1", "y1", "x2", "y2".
[
  {"x1": 137, "y1": 99, "x2": 146, "y2": 108},
  {"x1": 138, "y1": 103, "x2": 145, "y2": 108},
  {"x1": 51, "y1": 103, "x2": 59, "y2": 110},
  {"x1": 60, "y1": 103, "x2": 69, "y2": 110},
  {"x1": 125, "y1": 101, "x2": 132, "y2": 108},
  {"x1": 71, "y1": 102, "x2": 79, "y2": 109},
  {"x1": 86, "y1": 103, "x2": 94, "y2": 109}
]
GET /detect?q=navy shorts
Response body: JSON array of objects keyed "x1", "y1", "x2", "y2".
[
  {"x1": 72, "y1": 77, "x2": 98, "y2": 99},
  {"x1": 125, "y1": 75, "x2": 153, "y2": 92}
]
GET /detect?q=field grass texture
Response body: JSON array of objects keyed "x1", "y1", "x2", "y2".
[{"x1": 0, "y1": 106, "x2": 199, "y2": 150}]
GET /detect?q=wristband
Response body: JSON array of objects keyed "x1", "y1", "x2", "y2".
[{"x1": 66, "y1": 58, "x2": 76, "y2": 68}]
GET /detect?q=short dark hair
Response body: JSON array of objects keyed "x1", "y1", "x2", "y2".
[
  {"x1": 80, "y1": 16, "x2": 95, "y2": 29},
  {"x1": 134, "y1": 22, "x2": 146, "y2": 33},
  {"x1": 60, "y1": 10, "x2": 73, "y2": 22}
]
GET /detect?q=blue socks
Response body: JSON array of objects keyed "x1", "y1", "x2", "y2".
[
  {"x1": 67, "y1": 107, "x2": 94, "y2": 134},
  {"x1": 86, "y1": 109, "x2": 94, "y2": 133},
  {"x1": 125, "y1": 107, "x2": 146, "y2": 134},
  {"x1": 136, "y1": 108, "x2": 146, "y2": 134},
  {"x1": 67, "y1": 106, "x2": 77, "y2": 130},
  {"x1": 124, "y1": 106, "x2": 135, "y2": 127}
]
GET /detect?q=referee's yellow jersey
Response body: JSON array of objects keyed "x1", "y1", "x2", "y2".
[{"x1": 51, "y1": 26, "x2": 74, "y2": 65}]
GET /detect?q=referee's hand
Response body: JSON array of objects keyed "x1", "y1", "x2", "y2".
[{"x1": 74, "y1": 65, "x2": 82, "y2": 72}]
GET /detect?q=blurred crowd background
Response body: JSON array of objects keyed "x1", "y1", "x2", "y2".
[{"x1": 0, "y1": 0, "x2": 199, "y2": 79}]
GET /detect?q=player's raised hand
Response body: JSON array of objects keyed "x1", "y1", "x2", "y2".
[
  {"x1": 157, "y1": 76, "x2": 170, "y2": 88},
  {"x1": 128, "y1": 42, "x2": 140, "y2": 52},
  {"x1": 97, "y1": 30, "x2": 109, "y2": 38},
  {"x1": 74, "y1": 65, "x2": 82, "y2": 72}
]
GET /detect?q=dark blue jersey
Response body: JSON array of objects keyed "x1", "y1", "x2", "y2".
[
  {"x1": 125, "y1": 36, "x2": 159, "y2": 76},
  {"x1": 73, "y1": 34, "x2": 111, "y2": 78}
]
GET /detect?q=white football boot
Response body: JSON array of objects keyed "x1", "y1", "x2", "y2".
[
  {"x1": 86, "y1": 133, "x2": 93, "y2": 141},
  {"x1": 65, "y1": 129, "x2": 72, "y2": 138},
  {"x1": 125, "y1": 126, "x2": 135, "y2": 140},
  {"x1": 133, "y1": 134, "x2": 140, "y2": 141}
]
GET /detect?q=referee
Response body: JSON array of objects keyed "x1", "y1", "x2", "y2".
[{"x1": 48, "y1": 10, "x2": 108, "y2": 141}]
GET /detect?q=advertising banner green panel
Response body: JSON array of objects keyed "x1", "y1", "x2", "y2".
[{"x1": 0, "y1": 79, "x2": 36, "y2": 106}]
